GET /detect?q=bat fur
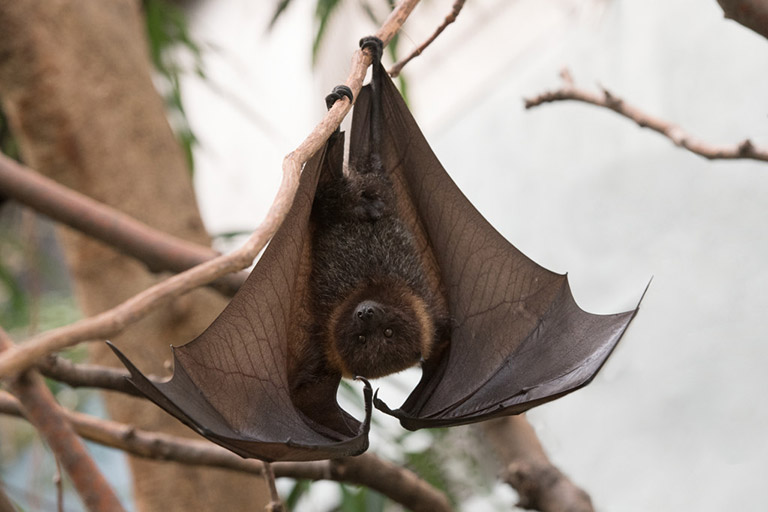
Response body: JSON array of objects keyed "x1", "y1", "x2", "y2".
[{"x1": 292, "y1": 38, "x2": 449, "y2": 398}]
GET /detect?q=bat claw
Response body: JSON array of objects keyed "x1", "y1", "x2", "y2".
[
  {"x1": 359, "y1": 36, "x2": 383, "y2": 60},
  {"x1": 353, "y1": 375, "x2": 372, "y2": 390},
  {"x1": 325, "y1": 85, "x2": 353, "y2": 111}
]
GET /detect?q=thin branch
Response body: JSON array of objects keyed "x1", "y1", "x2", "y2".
[
  {"x1": 36, "y1": 354, "x2": 142, "y2": 396},
  {"x1": 482, "y1": 416, "x2": 593, "y2": 512},
  {"x1": 0, "y1": 0, "x2": 422, "y2": 380},
  {"x1": 0, "y1": 152, "x2": 246, "y2": 296},
  {"x1": 54, "y1": 460, "x2": 64, "y2": 512},
  {"x1": 262, "y1": 462, "x2": 284, "y2": 512},
  {"x1": 717, "y1": 0, "x2": 768, "y2": 40},
  {"x1": 0, "y1": 330, "x2": 125, "y2": 512},
  {"x1": 389, "y1": 0, "x2": 466, "y2": 77},
  {"x1": 524, "y1": 69, "x2": 768, "y2": 162},
  {"x1": 0, "y1": 391, "x2": 451, "y2": 512}
]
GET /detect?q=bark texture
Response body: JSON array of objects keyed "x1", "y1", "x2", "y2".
[
  {"x1": 0, "y1": 1, "x2": 267, "y2": 510},
  {"x1": 482, "y1": 416, "x2": 594, "y2": 512}
]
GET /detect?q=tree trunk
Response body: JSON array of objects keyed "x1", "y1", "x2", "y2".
[{"x1": 0, "y1": 1, "x2": 268, "y2": 510}]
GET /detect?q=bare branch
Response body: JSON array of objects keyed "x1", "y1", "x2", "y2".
[
  {"x1": 36, "y1": 357, "x2": 586, "y2": 511},
  {"x1": 0, "y1": 0, "x2": 423, "y2": 380},
  {"x1": 0, "y1": 330, "x2": 125, "y2": 512},
  {"x1": 36, "y1": 355, "x2": 141, "y2": 396},
  {"x1": 482, "y1": 416, "x2": 593, "y2": 512},
  {"x1": 0, "y1": 391, "x2": 451, "y2": 512},
  {"x1": 262, "y1": 462, "x2": 284, "y2": 512},
  {"x1": 717, "y1": 0, "x2": 768, "y2": 40},
  {"x1": 524, "y1": 69, "x2": 768, "y2": 162},
  {"x1": 389, "y1": 0, "x2": 466, "y2": 77},
  {"x1": 54, "y1": 461, "x2": 64, "y2": 512},
  {"x1": 0, "y1": 153, "x2": 246, "y2": 296}
]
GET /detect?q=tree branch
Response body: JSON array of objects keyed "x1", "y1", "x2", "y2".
[
  {"x1": 717, "y1": 0, "x2": 768, "y2": 40},
  {"x1": 389, "y1": 0, "x2": 465, "y2": 77},
  {"x1": 0, "y1": 0, "x2": 423, "y2": 380},
  {"x1": 0, "y1": 390, "x2": 451, "y2": 512},
  {"x1": 0, "y1": 152, "x2": 246, "y2": 296},
  {"x1": 482, "y1": 416, "x2": 593, "y2": 512},
  {"x1": 524, "y1": 69, "x2": 768, "y2": 162},
  {"x1": 0, "y1": 330, "x2": 125, "y2": 512},
  {"x1": 34, "y1": 355, "x2": 593, "y2": 512},
  {"x1": 36, "y1": 354, "x2": 142, "y2": 396}
]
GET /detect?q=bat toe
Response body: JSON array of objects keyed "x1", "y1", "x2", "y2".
[
  {"x1": 325, "y1": 85, "x2": 353, "y2": 110},
  {"x1": 359, "y1": 36, "x2": 383, "y2": 59}
]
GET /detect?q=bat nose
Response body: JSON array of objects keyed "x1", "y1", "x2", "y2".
[{"x1": 354, "y1": 300, "x2": 382, "y2": 323}]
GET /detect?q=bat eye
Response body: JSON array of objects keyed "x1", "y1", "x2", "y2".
[
  {"x1": 383, "y1": 328, "x2": 393, "y2": 338},
  {"x1": 358, "y1": 335, "x2": 366, "y2": 343}
]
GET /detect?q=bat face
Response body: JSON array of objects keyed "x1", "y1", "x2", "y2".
[{"x1": 326, "y1": 279, "x2": 435, "y2": 379}]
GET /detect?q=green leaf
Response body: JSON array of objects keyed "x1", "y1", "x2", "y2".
[
  {"x1": 284, "y1": 479, "x2": 311, "y2": 509},
  {"x1": 268, "y1": 0, "x2": 294, "y2": 29},
  {"x1": 340, "y1": 485, "x2": 385, "y2": 512},
  {"x1": 0, "y1": 261, "x2": 29, "y2": 330},
  {"x1": 312, "y1": 0, "x2": 343, "y2": 66},
  {"x1": 142, "y1": 0, "x2": 205, "y2": 175}
]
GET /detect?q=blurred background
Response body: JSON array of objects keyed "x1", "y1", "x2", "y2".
[{"x1": 1, "y1": 0, "x2": 766, "y2": 510}]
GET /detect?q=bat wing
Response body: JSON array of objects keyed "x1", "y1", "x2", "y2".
[
  {"x1": 356, "y1": 68, "x2": 642, "y2": 430},
  {"x1": 108, "y1": 132, "x2": 372, "y2": 461}
]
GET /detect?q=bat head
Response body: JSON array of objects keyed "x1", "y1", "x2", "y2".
[{"x1": 326, "y1": 279, "x2": 435, "y2": 379}]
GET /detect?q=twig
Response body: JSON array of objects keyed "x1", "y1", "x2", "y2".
[
  {"x1": 54, "y1": 460, "x2": 64, "y2": 512},
  {"x1": 36, "y1": 354, "x2": 143, "y2": 396},
  {"x1": 717, "y1": 0, "x2": 768, "y2": 40},
  {"x1": 262, "y1": 462, "x2": 284, "y2": 512},
  {"x1": 524, "y1": 69, "x2": 768, "y2": 162},
  {"x1": 389, "y1": 0, "x2": 466, "y2": 77},
  {"x1": 0, "y1": 391, "x2": 451, "y2": 512},
  {"x1": 0, "y1": 0, "x2": 422, "y2": 380},
  {"x1": 481, "y1": 416, "x2": 593, "y2": 512},
  {"x1": 0, "y1": 152, "x2": 246, "y2": 296},
  {"x1": 0, "y1": 330, "x2": 126, "y2": 512}
]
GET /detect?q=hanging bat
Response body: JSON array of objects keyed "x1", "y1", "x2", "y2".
[{"x1": 108, "y1": 37, "x2": 642, "y2": 462}]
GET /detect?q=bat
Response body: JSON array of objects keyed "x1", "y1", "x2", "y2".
[{"x1": 108, "y1": 37, "x2": 642, "y2": 462}]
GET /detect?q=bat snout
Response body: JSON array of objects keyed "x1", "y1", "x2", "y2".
[{"x1": 353, "y1": 300, "x2": 384, "y2": 325}]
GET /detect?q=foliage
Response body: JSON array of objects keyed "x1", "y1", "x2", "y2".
[
  {"x1": 269, "y1": 0, "x2": 402, "y2": 67},
  {"x1": 142, "y1": 0, "x2": 205, "y2": 174},
  {"x1": 0, "y1": 108, "x2": 19, "y2": 163}
]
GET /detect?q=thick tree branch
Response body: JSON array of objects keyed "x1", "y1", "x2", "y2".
[
  {"x1": 0, "y1": 0, "x2": 422, "y2": 379},
  {"x1": 35, "y1": 355, "x2": 594, "y2": 511},
  {"x1": 482, "y1": 416, "x2": 593, "y2": 512},
  {"x1": 0, "y1": 390, "x2": 451, "y2": 512},
  {"x1": 0, "y1": 330, "x2": 125, "y2": 512},
  {"x1": 0, "y1": 152, "x2": 246, "y2": 296},
  {"x1": 389, "y1": 0, "x2": 465, "y2": 77},
  {"x1": 717, "y1": 0, "x2": 768, "y2": 40},
  {"x1": 524, "y1": 69, "x2": 768, "y2": 162}
]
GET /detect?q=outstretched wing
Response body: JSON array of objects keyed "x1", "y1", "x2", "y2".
[
  {"x1": 109, "y1": 132, "x2": 372, "y2": 461},
  {"x1": 358, "y1": 67, "x2": 641, "y2": 430}
]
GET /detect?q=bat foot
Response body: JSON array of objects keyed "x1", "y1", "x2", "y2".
[
  {"x1": 325, "y1": 85, "x2": 353, "y2": 110},
  {"x1": 359, "y1": 36, "x2": 383, "y2": 61}
]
